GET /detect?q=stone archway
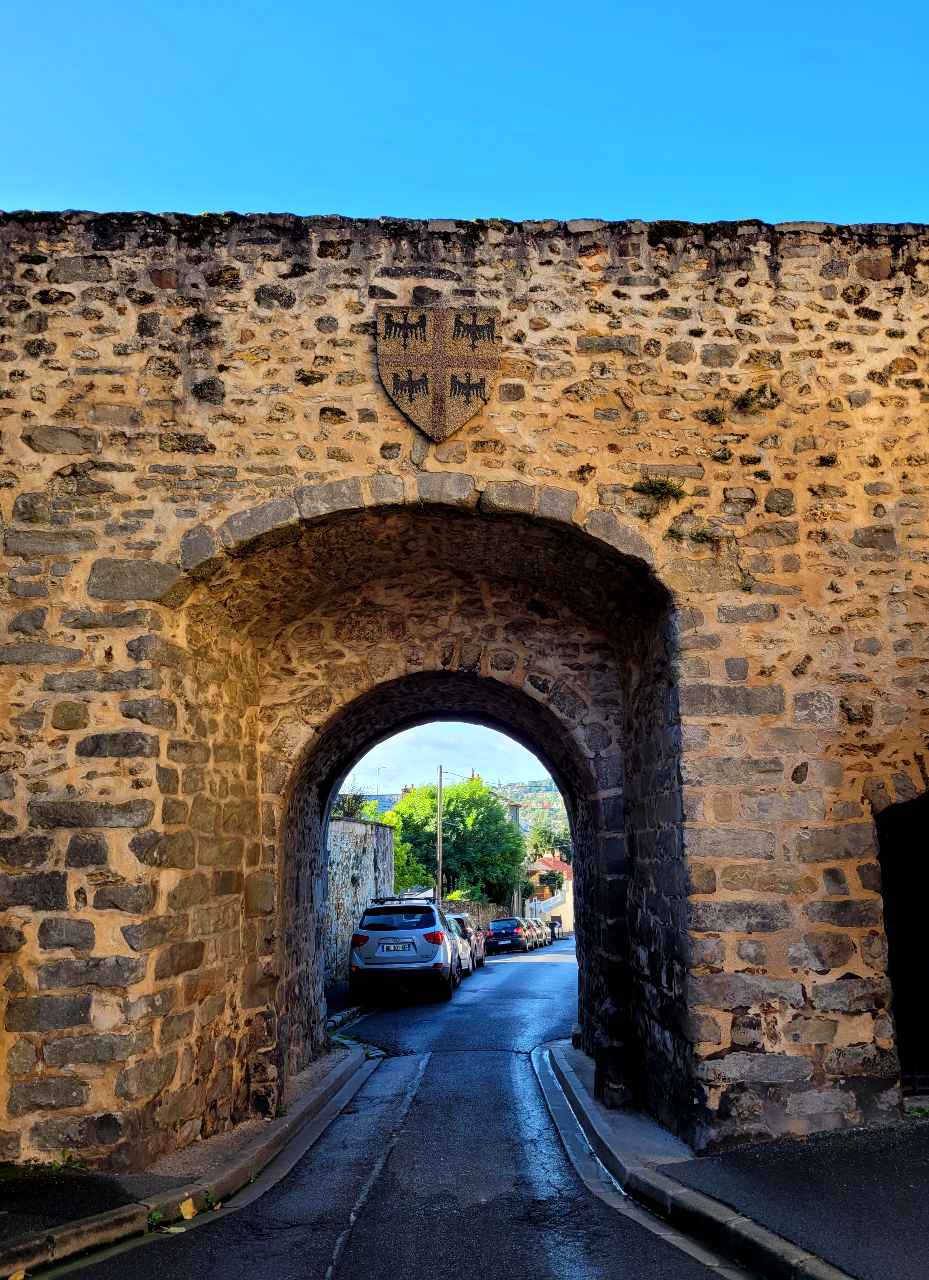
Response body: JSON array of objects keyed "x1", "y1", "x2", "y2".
[{"x1": 166, "y1": 493, "x2": 688, "y2": 1148}]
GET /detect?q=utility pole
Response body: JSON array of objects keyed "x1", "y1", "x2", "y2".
[{"x1": 436, "y1": 765, "x2": 443, "y2": 910}]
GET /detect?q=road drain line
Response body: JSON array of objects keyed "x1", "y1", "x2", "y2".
[{"x1": 324, "y1": 1052, "x2": 431, "y2": 1280}]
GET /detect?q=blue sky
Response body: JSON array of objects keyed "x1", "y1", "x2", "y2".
[
  {"x1": 3, "y1": 1, "x2": 928, "y2": 222},
  {"x1": 346, "y1": 724, "x2": 548, "y2": 795}
]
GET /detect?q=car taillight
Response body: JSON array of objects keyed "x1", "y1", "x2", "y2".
[
  {"x1": 351, "y1": 933, "x2": 369, "y2": 948},
  {"x1": 423, "y1": 930, "x2": 445, "y2": 945},
  {"x1": 513, "y1": 926, "x2": 523, "y2": 935}
]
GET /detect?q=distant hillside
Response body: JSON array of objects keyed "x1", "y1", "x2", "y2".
[{"x1": 496, "y1": 779, "x2": 568, "y2": 833}]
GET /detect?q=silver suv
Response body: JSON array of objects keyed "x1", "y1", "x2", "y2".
[{"x1": 348, "y1": 898, "x2": 461, "y2": 1003}]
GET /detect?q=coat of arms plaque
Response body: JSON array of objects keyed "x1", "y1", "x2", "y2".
[{"x1": 375, "y1": 306, "x2": 501, "y2": 442}]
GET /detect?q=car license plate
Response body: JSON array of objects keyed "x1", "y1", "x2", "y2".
[
  {"x1": 498, "y1": 939, "x2": 511, "y2": 945},
  {"x1": 383, "y1": 942, "x2": 412, "y2": 952}
]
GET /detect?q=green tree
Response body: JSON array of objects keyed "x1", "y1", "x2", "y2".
[
  {"x1": 331, "y1": 790, "x2": 368, "y2": 819},
  {"x1": 539, "y1": 869, "x2": 565, "y2": 894},
  {"x1": 527, "y1": 817, "x2": 573, "y2": 864},
  {"x1": 383, "y1": 777, "x2": 525, "y2": 903}
]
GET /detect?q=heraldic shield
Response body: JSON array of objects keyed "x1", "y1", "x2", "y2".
[{"x1": 376, "y1": 306, "x2": 502, "y2": 442}]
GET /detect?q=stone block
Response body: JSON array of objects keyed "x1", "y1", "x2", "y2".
[
  {"x1": 121, "y1": 915, "x2": 189, "y2": 951},
  {"x1": 92, "y1": 880, "x2": 157, "y2": 913},
  {"x1": 4, "y1": 528, "x2": 98, "y2": 556},
  {"x1": 696, "y1": 1052, "x2": 813, "y2": 1085},
  {"x1": 119, "y1": 697, "x2": 177, "y2": 729},
  {"x1": 793, "y1": 691, "x2": 836, "y2": 725},
  {"x1": 179, "y1": 524, "x2": 222, "y2": 576},
  {"x1": 66, "y1": 832, "x2": 108, "y2": 867},
  {"x1": 680, "y1": 683, "x2": 785, "y2": 716},
  {"x1": 245, "y1": 872, "x2": 276, "y2": 915},
  {"x1": 479, "y1": 481, "x2": 537, "y2": 515},
  {"x1": 48, "y1": 254, "x2": 112, "y2": 283},
  {"x1": 805, "y1": 899, "x2": 883, "y2": 927},
  {"x1": 154, "y1": 940, "x2": 205, "y2": 980},
  {"x1": 219, "y1": 498, "x2": 299, "y2": 553},
  {"x1": 38, "y1": 956, "x2": 146, "y2": 989},
  {"x1": 9, "y1": 1077, "x2": 89, "y2": 1115},
  {"x1": 577, "y1": 334, "x2": 641, "y2": 355},
  {"x1": 824, "y1": 1045, "x2": 899, "y2": 1077},
  {"x1": 29, "y1": 798, "x2": 155, "y2": 828},
  {"x1": 691, "y1": 972, "x2": 805, "y2": 1009},
  {"x1": 166, "y1": 739, "x2": 210, "y2": 764},
  {"x1": 116, "y1": 1051, "x2": 177, "y2": 1101},
  {"x1": 415, "y1": 473, "x2": 476, "y2": 508},
  {"x1": 685, "y1": 828, "x2": 776, "y2": 860},
  {"x1": 52, "y1": 701, "x2": 90, "y2": 730},
  {"x1": 0, "y1": 924, "x2": 26, "y2": 952},
  {"x1": 367, "y1": 473, "x2": 404, "y2": 505},
  {"x1": 537, "y1": 487, "x2": 578, "y2": 522},
  {"x1": 44, "y1": 1033, "x2": 140, "y2": 1066},
  {"x1": 38, "y1": 918, "x2": 95, "y2": 950},
  {"x1": 0, "y1": 643, "x2": 83, "y2": 665},
  {"x1": 31, "y1": 1112, "x2": 124, "y2": 1151},
  {"x1": 700, "y1": 343, "x2": 738, "y2": 367},
  {"x1": 717, "y1": 602, "x2": 779, "y2": 623},
  {"x1": 22, "y1": 426, "x2": 102, "y2": 454},
  {"x1": 295, "y1": 477, "x2": 364, "y2": 519},
  {"x1": 683, "y1": 757, "x2": 783, "y2": 786},
  {"x1": 689, "y1": 900, "x2": 792, "y2": 933},
  {"x1": 811, "y1": 978, "x2": 890, "y2": 1013},
  {"x1": 5, "y1": 995, "x2": 92, "y2": 1032},
  {"x1": 795, "y1": 824, "x2": 875, "y2": 862},
  {"x1": 852, "y1": 525, "x2": 896, "y2": 551},
  {"x1": 76, "y1": 731, "x2": 159, "y2": 758},
  {"x1": 0, "y1": 870, "x2": 67, "y2": 911},
  {"x1": 87, "y1": 558, "x2": 185, "y2": 602},
  {"x1": 0, "y1": 835, "x2": 53, "y2": 868},
  {"x1": 787, "y1": 932, "x2": 856, "y2": 973},
  {"x1": 741, "y1": 521, "x2": 799, "y2": 548}
]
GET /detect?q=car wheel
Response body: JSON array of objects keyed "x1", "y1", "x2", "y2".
[{"x1": 436, "y1": 969, "x2": 455, "y2": 1001}]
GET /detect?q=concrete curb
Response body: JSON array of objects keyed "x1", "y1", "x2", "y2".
[
  {"x1": 548, "y1": 1045, "x2": 854, "y2": 1280},
  {"x1": 1, "y1": 1047, "x2": 370, "y2": 1279},
  {"x1": 326, "y1": 1005, "x2": 364, "y2": 1032}
]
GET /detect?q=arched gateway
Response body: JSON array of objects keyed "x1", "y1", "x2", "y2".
[{"x1": 1, "y1": 213, "x2": 923, "y2": 1168}]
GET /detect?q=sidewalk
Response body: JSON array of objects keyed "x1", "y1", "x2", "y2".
[
  {"x1": 547, "y1": 1040, "x2": 929, "y2": 1280},
  {"x1": 0, "y1": 1044, "x2": 376, "y2": 1278}
]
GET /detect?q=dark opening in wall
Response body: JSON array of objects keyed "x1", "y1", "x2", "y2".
[{"x1": 876, "y1": 791, "x2": 929, "y2": 1093}]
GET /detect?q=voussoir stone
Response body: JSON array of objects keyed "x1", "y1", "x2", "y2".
[
  {"x1": 295, "y1": 477, "x2": 364, "y2": 519},
  {"x1": 415, "y1": 473, "x2": 476, "y2": 508},
  {"x1": 219, "y1": 498, "x2": 299, "y2": 553},
  {"x1": 479, "y1": 481, "x2": 537, "y2": 515}
]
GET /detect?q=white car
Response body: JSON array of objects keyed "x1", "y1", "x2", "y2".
[{"x1": 446, "y1": 913, "x2": 475, "y2": 976}]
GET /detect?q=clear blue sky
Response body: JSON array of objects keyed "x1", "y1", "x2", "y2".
[
  {"x1": 346, "y1": 724, "x2": 548, "y2": 795},
  {"x1": 3, "y1": 0, "x2": 928, "y2": 222}
]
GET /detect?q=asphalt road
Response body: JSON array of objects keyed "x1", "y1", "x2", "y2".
[{"x1": 69, "y1": 940, "x2": 724, "y2": 1280}]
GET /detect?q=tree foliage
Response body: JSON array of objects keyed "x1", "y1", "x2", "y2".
[
  {"x1": 527, "y1": 819, "x2": 573, "y2": 864},
  {"x1": 331, "y1": 790, "x2": 369, "y2": 820},
  {"x1": 539, "y1": 869, "x2": 565, "y2": 893},
  {"x1": 383, "y1": 777, "x2": 525, "y2": 902}
]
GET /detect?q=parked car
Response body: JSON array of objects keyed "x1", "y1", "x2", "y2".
[
  {"x1": 348, "y1": 898, "x2": 462, "y2": 1002},
  {"x1": 448, "y1": 912, "x2": 486, "y2": 968},
  {"x1": 485, "y1": 916, "x2": 531, "y2": 954},
  {"x1": 528, "y1": 918, "x2": 548, "y2": 948},
  {"x1": 446, "y1": 913, "x2": 475, "y2": 976}
]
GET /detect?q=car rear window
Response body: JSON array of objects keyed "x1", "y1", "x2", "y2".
[
  {"x1": 490, "y1": 918, "x2": 519, "y2": 930},
  {"x1": 360, "y1": 906, "x2": 436, "y2": 931}
]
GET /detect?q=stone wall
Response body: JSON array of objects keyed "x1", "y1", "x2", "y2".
[
  {"x1": 323, "y1": 819, "x2": 393, "y2": 990},
  {"x1": 0, "y1": 212, "x2": 926, "y2": 1165}
]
